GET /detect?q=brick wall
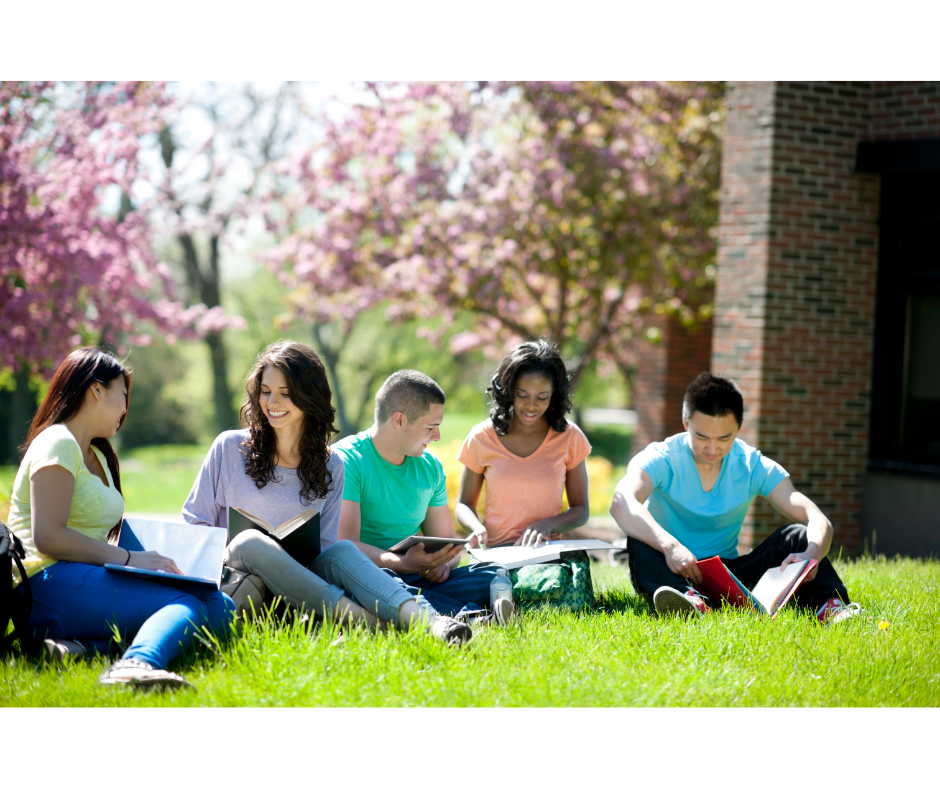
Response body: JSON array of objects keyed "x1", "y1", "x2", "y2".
[
  {"x1": 713, "y1": 82, "x2": 881, "y2": 553},
  {"x1": 631, "y1": 315, "x2": 713, "y2": 459},
  {"x1": 634, "y1": 81, "x2": 940, "y2": 555},
  {"x1": 868, "y1": 82, "x2": 940, "y2": 141}
]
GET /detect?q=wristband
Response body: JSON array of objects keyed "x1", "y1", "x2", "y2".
[{"x1": 124, "y1": 548, "x2": 131, "y2": 566}]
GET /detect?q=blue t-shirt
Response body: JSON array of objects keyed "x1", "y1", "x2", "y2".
[
  {"x1": 630, "y1": 432, "x2": 789, "y2": 559},
  {"x1": 332, "y1": 431, "x2": 449, "y2": 551}
]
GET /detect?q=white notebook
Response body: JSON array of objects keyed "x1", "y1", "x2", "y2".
[{"x1": 469, "y1": 539, "x2": 618, "y2": 569}]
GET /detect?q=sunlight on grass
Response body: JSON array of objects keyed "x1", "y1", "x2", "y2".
[{"x1": 4, "y1": 556, "x2": 938, "y2": 707}]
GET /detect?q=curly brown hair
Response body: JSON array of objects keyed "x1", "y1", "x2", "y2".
[
  {"x1": 486, "y1": 339, "x2": 572, "y2": 437},
  {"x1": 239, "y1": 340, "x2": 339, "y2": 504}
]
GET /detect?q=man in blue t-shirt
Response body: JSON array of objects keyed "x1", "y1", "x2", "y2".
[{"x1": 610, "y1": 373, "x2": 858, "y2": 624}]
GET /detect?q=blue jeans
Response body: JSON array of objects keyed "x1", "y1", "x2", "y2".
[
  {"x1": 386, "y1": 562, "x2": 501, "y2": 618},
  {"x1": 227, "y1": 533, "x2": 414, "y2": 624},
  {"x1": 27, "y1": 561, "x2": 235, "y2": 669}
]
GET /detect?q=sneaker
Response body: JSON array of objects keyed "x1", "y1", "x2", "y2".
[
  {"x1": 467, "y1": 598, "x2": 517, "y2": 629},
  {"x1": 431, "y1": 615, "x2": 474, "y2": 646},
  {"x1": 816, "y1": 598, "x2": 863, "y2": 625},
  {"x1": 43, "y1": 639, "x2": 88, "y2": 665},
  {"x1": 653, "y1": 586, "x2": 710, "y2": 618},
  {"x1": 98, "y1": 658, "x2": 195, "y2": 692},
  {"x1": 494, "y1": 597, "x2": 516, "y2": 626}
]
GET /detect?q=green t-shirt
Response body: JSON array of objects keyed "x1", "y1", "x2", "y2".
[{"x1": 332, "y1": 431, "x2": 449, "y2": 551}]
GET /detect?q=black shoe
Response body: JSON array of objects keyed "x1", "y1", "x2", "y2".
[{"x1": 431, "y1": 616, "x2": 473, "y2": 646}]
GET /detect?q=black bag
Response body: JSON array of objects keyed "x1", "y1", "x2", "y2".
[{"x1": 2, "y1": 521, "x2": 37, "y2": 655}]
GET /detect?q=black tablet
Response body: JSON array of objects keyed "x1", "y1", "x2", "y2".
[{"x1": 387, "y1": 535, "x2": 471, "y2": 555}]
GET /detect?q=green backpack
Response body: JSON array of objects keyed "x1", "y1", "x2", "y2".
[{"x1": 509, "y1": 550, "x2": 595, "y2": 612}]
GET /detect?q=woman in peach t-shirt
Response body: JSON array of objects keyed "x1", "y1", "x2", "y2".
[{"x1": 456, "y1": 339, "x2": 591, "y2": 547}]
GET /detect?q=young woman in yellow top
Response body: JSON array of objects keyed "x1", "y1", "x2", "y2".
[{"x1": 7, "y1": 347, "x2": 234, "y2": 690}]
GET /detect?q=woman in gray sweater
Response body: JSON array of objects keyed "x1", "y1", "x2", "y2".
[{"x1": 183, "y1": 340, "x2": 472, "y2": 644}]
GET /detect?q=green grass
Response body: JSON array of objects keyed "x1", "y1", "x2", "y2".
[
  {"x1": 118, "y1": 443, "x2": 212, "y2": 514},
  {"x1": 3, "y1": 557, "x2": 938, "y2": 706},
  {"x1": 440, "y1": 410, "x2": 488, "y2": 445}
]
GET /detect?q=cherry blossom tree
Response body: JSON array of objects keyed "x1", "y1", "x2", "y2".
[
  {"x1": 0, "y1": 81, "x2": 241, "y2": 457},
  {"x1": 262, "y1": 81, "x2": 722, "y2": 399}
]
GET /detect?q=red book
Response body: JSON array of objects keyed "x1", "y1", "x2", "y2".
[{"x1": 693, "y1": 556, "x2": 819, "y2": 617}]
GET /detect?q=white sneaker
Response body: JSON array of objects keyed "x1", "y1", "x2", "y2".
[
  {"x1": 653, "y1": 586, "x2": 710, "y2": 618},
  {"x1": 816, "y1": 598, "x2": 863, "y2": 625},
  {"x1": 494, "y1": 597, "x2": 516, "y2": 626},
  {"x1": 99, "y1": 658, "x2": 195, "y2": 691},
  {"x1": 43, "y1": 639, "x2": 88, "y2": 664}
]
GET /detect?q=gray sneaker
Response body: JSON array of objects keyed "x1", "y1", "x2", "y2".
[
  {"x1": 43, "y1": 639, "x2": 89, "y2": 664},
  {"x1": 431, "y1": 616, "x2": 473, "y2": 646},
  {"x1": 99, "y1": 658, "x2": 195, "y2": 692}
]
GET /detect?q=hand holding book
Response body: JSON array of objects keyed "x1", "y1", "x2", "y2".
[{"x1": 779, "y1": 542, "x2": 824, "y2": 582}]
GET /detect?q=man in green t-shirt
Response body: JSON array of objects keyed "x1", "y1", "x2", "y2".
[{"x1": 334, "y1": 370, "x2": 513, "y2": 623}]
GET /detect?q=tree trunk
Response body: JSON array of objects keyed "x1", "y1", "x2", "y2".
[
  {"x1": 206, "y1": 333, "x2": 237, "y2": 433},
  {"x1": 310, "y1": 325, "x2": 358, "y2": 439},
  {"x1": 5, "y1": 369, "x2": 36, "y2": 464}
]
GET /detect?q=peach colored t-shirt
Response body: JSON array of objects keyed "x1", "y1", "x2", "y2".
[{"x1": 457, "y1": 419, "x2": 592, "y2": 547}]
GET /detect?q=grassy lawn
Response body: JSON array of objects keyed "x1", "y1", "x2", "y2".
[
  {"x1": 118, "y1": 443, "x2": 213, "y2": 514},
  {"x1": 3, "y1": 556, "x2": 938, "y2": 707}
]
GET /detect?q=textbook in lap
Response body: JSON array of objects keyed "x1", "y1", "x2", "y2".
[
  {"x1": 469, "y1": 539, "x2": 620, "y2": 570},
  {"x1": 228, "y1": 507, "x2": 320, "y2": 567},
  {"x1": 104, "y1": 518, "x2": 227, "y2": 589},
  {"x1": 693, "y1": 555, "x2": 819, "y2": 618}
]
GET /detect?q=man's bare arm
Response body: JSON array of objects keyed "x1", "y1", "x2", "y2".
[
  {"x1": 609, "y1": 464, "x2": 703, "y2": 584},
  {"x1": 421, "y1": 505, "x2": 464, "y2": 570},
  {"x1": 765, "y1": 477, "x2": 833, "y2": 580},
  {"x1": 337, "y1": 499, "x2": 459, "y2": 574}
]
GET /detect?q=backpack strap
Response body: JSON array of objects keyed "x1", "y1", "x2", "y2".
[{"x1": 2, "y1": 523, "x2": 38, "y2": 656}]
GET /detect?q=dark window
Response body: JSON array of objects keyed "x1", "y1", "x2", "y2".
[{"x1": 869, "y1": 171, "x2": 940, "y2": 475}]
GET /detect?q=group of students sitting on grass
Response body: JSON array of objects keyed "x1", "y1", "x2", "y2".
[{"x1": 6, "y1": 338, "x2": 860, "y2": 691}]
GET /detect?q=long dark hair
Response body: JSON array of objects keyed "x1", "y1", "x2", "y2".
[
  {"x1": 486, "y1": 339, "x2": 572, "y2": 437},
  {"x1": 22, "y1": 347, "x2": 133, "y2": 501},
  {"x1": 239, "y1": 340, "x2": 339, "y2": 504}
]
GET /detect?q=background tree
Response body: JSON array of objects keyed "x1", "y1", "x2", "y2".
[
  {"x1": 154, "y1": 82, "x2": 300, "y2": 434},
  {"x1": 0, "y1": 81, "x2": 235, "y2": 461},
  {"x1": 258, "y1": 82, "x2": 467, "y2": 435},
  {"x1": 261, "y1": 81, "x2": 723, "y2": 406}
]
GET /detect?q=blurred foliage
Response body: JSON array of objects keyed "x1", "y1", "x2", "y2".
[
  {"x1": 581, "y1": 424, "x2": 633, "y2": 467},
  {"x1": 119, "y1": 342, "x2": 200, "y2": 449}
]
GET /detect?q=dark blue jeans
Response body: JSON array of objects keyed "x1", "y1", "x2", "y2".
[
  {"x1": 627, "y1": 524, "x2": 850, "y2": 612},
  {"x1": 27, "y1": 561, "x2": 235, "y2": 669},
  {"x1": 385, "y1": 562, "x2": 502, "y2": 618}
]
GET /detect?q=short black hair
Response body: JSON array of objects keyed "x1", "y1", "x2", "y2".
[
  {"x1": 375, "y1": 370, "x2": 446, "y2": 424},
  {"x1": 682, "y1": 372, "x2": 744, "y2": 427},
  {"x1": 487, "y1": 339, "x2": 572, "y2": 437}
]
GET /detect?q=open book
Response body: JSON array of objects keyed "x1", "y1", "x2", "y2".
[
  {"x1": 104, "y1": 518, "x2": 227, "y2": 589},
  {"x1": 228, "y1": 507, "x2": 321, "y2": 568},
  {"x1": 468, "y1": 539, "x2": 620, "y2": 570},
  {"x1": 693, "y1": 556, "x2": 819, "y2": 618}
]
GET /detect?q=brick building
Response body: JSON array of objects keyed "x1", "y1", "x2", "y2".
[{"x1": 634, "y1": 82, "x2": 940, "y2": 557}]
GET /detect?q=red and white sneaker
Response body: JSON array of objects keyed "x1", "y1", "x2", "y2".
[
  {"x1": 653, "y1": 587, "x2": 711, "y2": 618},
  {"x1": 816, "y1": 598, "x2": 863, "y2": 625}
]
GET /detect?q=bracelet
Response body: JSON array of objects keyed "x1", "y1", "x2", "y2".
[{"x1": 124, "y1": 548, "x2": 131, "y2": 566}]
